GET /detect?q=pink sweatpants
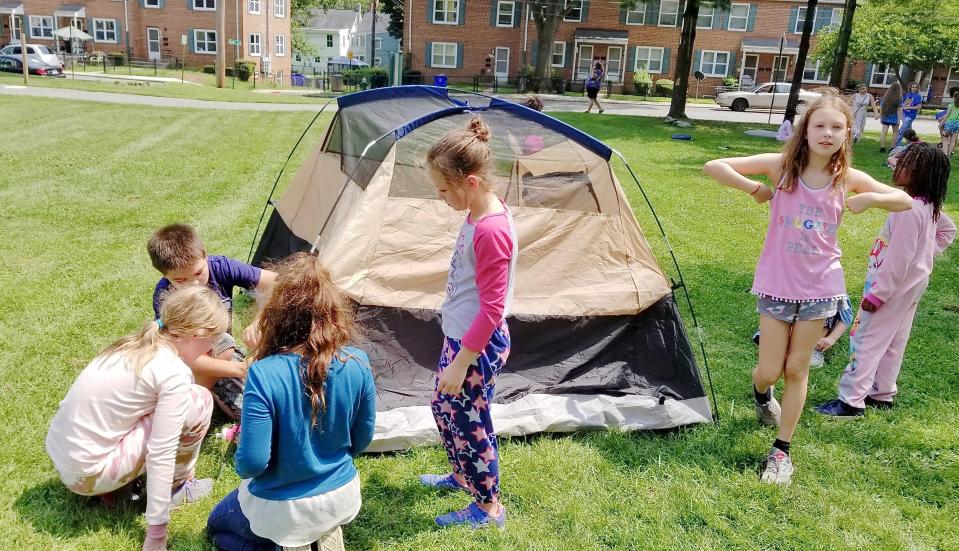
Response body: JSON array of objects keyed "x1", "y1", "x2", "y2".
[{"x1": 838, "y1": 286, "x2": 925, "y2": 408}]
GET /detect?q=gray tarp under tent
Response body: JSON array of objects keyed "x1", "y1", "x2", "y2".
[{"x1": 249, "y1": 86, "x2": 716, "y2": 452}]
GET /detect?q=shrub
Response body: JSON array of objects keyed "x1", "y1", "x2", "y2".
[
  {"x1": 721, "y1": 76, "x2": 739, "y2": 88},
  {"x1": 202, "y1": 65, "x2": 215, "y2": 74},
  {"x1": 655, "y1": 78, "x2": 674, "y2": 96},
  {"x1": 235, "y1": 60, "x2": 256, "y2": 82},
  {"x1": 106, "y1": 52, "x2": 126, "y2": 66},
  {"x1": 633, "y1": 68, "x2": 652, "y2": 96},
  {"x1": 342, "y1": 67, "x2": 389, "y2": 88}
]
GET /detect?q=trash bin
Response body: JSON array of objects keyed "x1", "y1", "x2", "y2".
[
  {"x1": 433, "y1": 74, "x2": 447, "y2": 87},
  {"x1": 291, "y1": 72, "x2": 305, "y2": 86},
  {"x1": 331, "y1": 73, "x2": 344, "y2": 92}
]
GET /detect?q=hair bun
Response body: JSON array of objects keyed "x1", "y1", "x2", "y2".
[{"x1": 467, "y1": 117, "x2": 492, "y2": 142}]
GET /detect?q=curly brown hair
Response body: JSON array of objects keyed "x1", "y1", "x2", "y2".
[{"x1": 252, "y1": 252, "x2": 356, "y2": 426}]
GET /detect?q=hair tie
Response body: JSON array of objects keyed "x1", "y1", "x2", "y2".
[{"x1": 156, "y1": 319, "x2": 164, "y2": 330}]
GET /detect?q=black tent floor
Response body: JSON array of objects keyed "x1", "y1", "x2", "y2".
[{"x1": 367, "y1": 393, "x2": 712, "y2": 452}]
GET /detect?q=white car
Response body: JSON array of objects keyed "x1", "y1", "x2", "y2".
[
  {"x1": 0, "y1": 44, "x2": 62, "y2": 69},
  {"x1": 715, "y1": 82, "x2": 821, "y2": 112}
]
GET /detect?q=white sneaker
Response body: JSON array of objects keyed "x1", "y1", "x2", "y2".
[
  {"x1": 171, "y1": 478, "x2": 213, "y2": 506},
  {"x1": 754, "y1": 393, "x2": 782, "y2": 427},
  {"x1": 809, "y1": 349, "x2": 825, "y2": 369},
  {"x1": 760, "y1": 447, "x2": 793, "y2": 485}
]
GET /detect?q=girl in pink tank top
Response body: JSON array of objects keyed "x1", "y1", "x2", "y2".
[{"x1": 704, "y1": 94, "x2": 912, "y2": 485}]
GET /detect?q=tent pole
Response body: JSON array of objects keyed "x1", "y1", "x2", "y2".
[{"x1": 613, "y1": 150, "x2": 720, "y2": 423}]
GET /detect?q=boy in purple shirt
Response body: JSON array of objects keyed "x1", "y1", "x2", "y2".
[{"x1": 149, "y1": 223, "x2": 277, "y2": 419}]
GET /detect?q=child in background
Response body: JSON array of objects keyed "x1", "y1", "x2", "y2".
[
  {"x1": 879, "y1": 82, "x2": 903, "y2": 152},
  {"x1": 817, "y1": 143, "x2": 955, "y2": 418},
  {"x1": 420, "y1": 117, "x2": 517, "y2": 528},
  {"x1": 148, "y1": 223, "x2": 276, "y2": 419},
  {"x1": 752, "y1": 298, "x2": 853, "y2": 368},
  {"x1": 704, "y1": 93, "x2": 912, "y2": 484},
  {"x1": 941, "y1": 92, "x2": 959, "y2": 157},
  {"x1": 895, "y1": 82, "x2": 924, "y2": 147},
  {"x1": 207, "y1": 252, "x2": 375, "y2": 551},
  {"x1": 887, "y1": 129, "x2": 923, "y2": 169},
  {"x1": 46, "y1": 286, "x2": 230, "y2": 551}
]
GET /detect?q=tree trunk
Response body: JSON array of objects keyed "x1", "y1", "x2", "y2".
[
  {"x1": 828, "y1": 0, "x2": 856, "y2": 88},
  {"x1": 668, "y1": 0, "x2": 700, "y2": 120},
  {"x1": 532, "y1": 1, "x2": 565, "y2": 81},
  {"x1": 785, "y1": 0, "x2": 818, "y2": 122}
]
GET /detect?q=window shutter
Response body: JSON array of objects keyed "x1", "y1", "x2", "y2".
[
  {"x1": 646, "y1": 0, "x2": 658, "y2": 25},
  {"x1": 864, "y1": 63, "x2": 873, "y2": 85},
  {"x1": 565, "y1": 42, "x2": 573, "y2": 68},
  {"x1": 788, "y1": 6, "x2": 798, "y2": 33},
  {"x1": 425, "y1": 41, "x2": 432, "y2": 67},
  {"x1": 531, "y1": 39, "x2": 538, "y2": 65},
  {"x1": 714, "y1": 9, "x2": 724, "y2": 30},
  {"x1": 676, "y1": 0, "x2": 684, "y2": 27},
  {"x1": 727, "y1": 52, "x2": 736, "y2": 76},
  {"x1": 159, "y1": 0, "x2": 166, "y2": 9},
  {"x1": 581, "y1": 0, "x2": 590, "y2": 21},
  {"x1": 456, "y1": 42, "x2": 463, "y2": 68},
  {"x1": 188, "y1": 28, "x2": 195, "y2": 53},
  {"x1": 458, "y1": 0, "x2": 466, "y2": 25},
  {"x1": 693, "y1": 48, "x2": 701, "y2": 72},
  {"x1": 489, "y1": 2, "x2": 496, "y2": 26},
  {"x1": 619, "y1": 6, "x2": 627, "y2": 24},
  {"x1": 187, "y1": 0, "x2": 193, "y2": 10},
  {"x1": 663, "y1": 47, "x2": 671, "y2": 74},
  {"x1": 115, "y1": 19, "x2": 122, "y2": 45},
  {"x1": 747, "y1": 4, "x2": 757, "y2": 31},
  {"x1": 627, "y1": 46, "x2": 636, "y2": 72},
  {"x1": 513, "y1": 2, "x2": 521, "y2": 27},
  {"x1": 88, "y1": 17, "x2": 94, "y2": 37},
  {"x1": 426, "y1": 0, "x2": 434, "y2": 23},
  {"x1": 139, "y1": 0, "x2": 145, "y2": 8}
]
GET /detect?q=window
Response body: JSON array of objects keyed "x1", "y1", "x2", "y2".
[
  {"x1": 274, "y1": 0, "x2": 285, "y2": 17},
  {"x1": 871, "y1": 63, "x2": 900, "y2": 87},
  {"x1": 564, "y1": 0, "x2": 582, "y2": 22},
  {"x1": 795, "y1": 6, "x2": 810, "y2": 33},
  {"x1": 773, "y1": 56, "x2": 789, "y2": 81},
  {"x1": 828, "y1": 8, "x2": 843, "y2": 29},
  {"x1": 431, "y1": 41, "x2": 457, "y2": 68},
  {"x1": 697, "y1": 6, "x2": 714, "y2": 28},
  {"x1": 145, "y1": 0, "x2": 160, "y2": 8},
  {"x1": 607, "y1": 46, "x2": 623, "y2": 77},
  {"x1": 326, "y1": 34, "x2": 333, "y2": 48},
  {"x1": 803, "y1": 59, "x2": 827, "y2": 82},
  {"x1": 659, "y1": 0, "x2": 679, "y2": 26},
  {"x1": 625, "y1": 5, "x2": 645, "y2": 25},
  {"x1": 551, "y1": 41, "x2": 565, "y2": 67},
  {"x1": 93, "y1": 19, "x2": 118, "y2": 43},
  {"x1": 314, "y1": 56, "x2": 321, "y2": 63},
  {"x1": 375, "y1": 37, "x2": 382, "y2": 50},
  {"x1": 194, "y1": 0, "x2": 215, "y2": 10},
  {"x1": 497, "y1": 1, "x2": 515, "y2": 27},
  {"x1": 700, "y1": 50, "x2": 729, "y2": 77},
  {"x1": 10, "y1": 15, "x2": 20, "y2": 40},
  {"x1": 248, "y1": 32, "x2": 261, "y2": 56},
  {"x1": 374, "y1": 56, "x2": 382, "y2": 66},
  {"x1": 248, "y1": 0, "x2": 259, "y2": 13},
  {"x1": 275, "y1": 34, "x2": 286, "y2": 56},
  {"x1": 29, "y1": 16, "x2": 53, "y2": 39},
  {"x1": 351, "y1": 34, "x2": 366, "y2": 49},
  {"x1": 194, "y1": 29, "x2": 216, "y2": 53},
  {"x1": 635, "y1": 46, "x2": 663, "y2": 74},
  {"x1": 433, "y1": 0, "x2": 459, "y2": 24},
  {"x1": 728, "y1": 3, "x2": 750, "y2": 31}
]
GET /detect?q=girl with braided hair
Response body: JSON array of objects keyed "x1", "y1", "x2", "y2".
[{"x1": 818, "y1": 143, "x2": 956, "y2": 418}]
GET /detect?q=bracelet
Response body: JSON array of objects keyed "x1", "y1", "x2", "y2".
[{"x1": 749, "y1": 182, "x2": 762, "y2": 196}]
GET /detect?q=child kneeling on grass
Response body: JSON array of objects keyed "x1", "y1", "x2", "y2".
[
  {"x1": 148, "y1": 223, "x2": 276, "y2": 420},
  {"x1": 817, "y1": 143, "x2": 956, "y2": 418},
  {"x1": 46, "y1": 286, "x2": 230, "y2": 551},
  {"x1": 206, "y1": 252, "x2": 376, "y2": 551}
]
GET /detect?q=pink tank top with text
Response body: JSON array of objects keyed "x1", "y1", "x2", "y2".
[{"x1": 751, "y1": 176, "x2": 847, "y2": 302}]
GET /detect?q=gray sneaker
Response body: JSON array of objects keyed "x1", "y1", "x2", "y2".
[
  {"x1": 809, "y1": 349, "x2": 825, "y2": 369},
  {"x1": 171, "y1": 478, "x2": 213, "y2": 506},
  {"x1": 755, "y1": 393, "x2": 782, "y2": 427},
  {"x1": 760, "y1": 447, "x2": 793, "y2": 484}
]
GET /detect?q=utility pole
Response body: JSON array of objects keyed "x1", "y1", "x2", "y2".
[
  {"x1": 369, "y1": 0, "x2": 376, "y2": 66},
  {"x1": 216, "y1": 0, "x2": 226, "y2": 87},
  {"x1": 18, "y1": 14, "x2": 28, "y2": 85}
]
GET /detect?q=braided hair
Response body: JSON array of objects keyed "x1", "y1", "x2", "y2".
[{"x1": 893, "y1": 143, "x2": 950, "y2": 222}]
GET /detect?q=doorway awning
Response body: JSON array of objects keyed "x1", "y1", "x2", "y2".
[
  {"x1": 0, "y1": 1, "x2": 23, "y2": 15},
  {"x1": 741, "y1": 37, "x2": 799, "y2": 55},
  {"x1": 54, "y1": 4, "x2": 86, "y2": 17},
  {"x1": 573, "y1": 29, "x2": 628, "y2": 45}
]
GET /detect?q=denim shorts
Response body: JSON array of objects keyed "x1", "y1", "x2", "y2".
[{"x1": 757, "y1": 297, "x2": 840, "y2": 324}]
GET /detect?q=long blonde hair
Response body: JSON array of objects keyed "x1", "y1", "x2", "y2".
[
  {"x1": 779, "y1": 92, "x2": 852, "y2": 194},
  {"x1": 101, "y1": 286, "x2": 229, "y2": 376}
]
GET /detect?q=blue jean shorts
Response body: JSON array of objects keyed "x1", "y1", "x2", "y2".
[{"x1": 757, "y1": 297, "x2": 840, "y2": 324}]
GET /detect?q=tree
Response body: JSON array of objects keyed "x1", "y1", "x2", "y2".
[
  {"x1": 814, "y1": 0, "x2": 959, "y2": 88},
  {"x1": 827, "y1": 0, "x2": 856, "y2": 88},
  {"x1": 784, "y1": 0, "x2": 817, "y2": 123},
  {"x1": 291, "y1": 0, "x2": 365, "y2": 57},
  {"x1": 666, "y1": 0, "x2": 729, "y2": 120},
  {"x1": 529, "y1": 1, "x2": 579, "y2": 81},
  {"x1": 380, "y1": 0, "x2": 404, "y2": 40}
]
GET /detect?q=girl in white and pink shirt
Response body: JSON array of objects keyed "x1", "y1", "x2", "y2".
[
  {"x1": 818, "y1": 143, "x2": 955, "y2": 418},
  {"x1": 419, "y1": 117, "x2": 517, "y2": 529},
  {"x1": 704, "y1": 94, "x2": 912, "y2": 485},
  {"x1": 46, "y1": 286, "x2": 230, "y2": 551}
]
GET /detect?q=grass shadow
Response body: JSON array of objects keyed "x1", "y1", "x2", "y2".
[{"x1": 14, "y1": 478, "x2": 144, "y2": 540}]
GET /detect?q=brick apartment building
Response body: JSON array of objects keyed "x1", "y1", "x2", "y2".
[
  {"x1": 0, "y1": 0, "x2": 291, "y2": 76},
  {"x1": 407, "y1": 0, "x2": 959, "y2": 104}
]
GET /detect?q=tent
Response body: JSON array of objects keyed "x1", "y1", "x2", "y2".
[{"x1": 250, "y1": 86, "x2": 715, "y2": 452}]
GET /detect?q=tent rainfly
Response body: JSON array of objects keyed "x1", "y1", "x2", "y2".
[{"x1": 250, "y1": 86, "x2": 715, "y2": 452}]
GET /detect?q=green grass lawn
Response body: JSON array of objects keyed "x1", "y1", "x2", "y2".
[{"x1": 1, "y1": 95, "x2": 957, "y2": 550}]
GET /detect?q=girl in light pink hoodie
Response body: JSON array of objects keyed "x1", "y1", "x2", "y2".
[{"x1": 817, "y1": 143, "x2": 956, "y2": 418}]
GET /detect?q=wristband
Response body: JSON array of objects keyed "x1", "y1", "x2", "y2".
[{"x1": 749, "y1": 183, "x2": 762, "y2": 196}]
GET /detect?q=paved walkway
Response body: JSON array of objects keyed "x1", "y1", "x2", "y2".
[{"x1": 0, "y1": 84, "x2": 943, "y2": 134}]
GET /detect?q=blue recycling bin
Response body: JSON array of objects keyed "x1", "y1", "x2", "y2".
[
  {"x1": 433, "y1": 74, "x2": 448, "y2": 87},
  {"x1": 291, "y1": 72, "x2": 305, "y2": 86}
]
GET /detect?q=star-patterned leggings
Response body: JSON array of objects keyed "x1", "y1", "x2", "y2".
[{"x1": 431, "y1": 324, "x2": 510, "y2": 504}]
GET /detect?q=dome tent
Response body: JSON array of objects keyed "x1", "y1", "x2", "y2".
[{"x1": 250, "y1": 86, "x2": 715, "y2": 452}]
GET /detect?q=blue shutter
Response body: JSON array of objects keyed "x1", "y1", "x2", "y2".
[
  {"x1": 159, "y1": 0, "x2": 166, "y2": 9},
  {"x1": 188, "y1": 28, "x2": 195, "y2": 53},
  {"x1": 456, "y1": 42, "x2": 463, "y2": 68},
  {"x1": 87, "y1": 17, "x2": 94, "y2": 39},
  {"x1": 115, "y1": 19, "x2": 122, "y2": 47},
  {"x1": 714, "y1": 9, "x2": 724, "y2": 30},
  {"x1": 646, "y1": 0, "x2": 658, "y2": 25},
  {"x1": 187, "y1": 0, "x2": 193, "y2": 10},
  {"x1": 627, "y1": 46, "x2": 636, "y2": 72},
  {"x1": 619, "y1": 6, "x2": 627, "y2": 24},
  {"x1": 490, "y1": 1, "x2": 496, "y2": 26},
  {"x1": 425, "y1": 41, "x2": 432, "y2": 67},
  {"x1": 693, "y1": 48, "x2": 701, "y2": 72},
  {"x1": 531, "y1": 39, "x2": 538, "y2": 65},
  {"x1": 458, "y1": 0, "x2": 465, "y2": 25},
  {"x1": 581, "y1": 0, "x2": 590, "y2": 21},
  {"x1": 676, "y1": 0, "x2": 684, "y2": 27},
  {"x1": 564, "y1": 41, "x2": 573, "y2": 68},
  {"x1": 727, "y1": 51, "x2": 736, "y2": 76},
  {"x1": 747, "y1": 4, "x2": 757, "y2": 31},
  {"x1": 139, "y1": 0, "x2": 145, "y2": 7},
  {"x1": 426, "y1": 0, "x2": 434, "y2": 23},
  {"x1": 788, "y1": 6, "x2": 798, "y2": 33},
  {"x1": 662, "y1": 47, "x2": 671, "y2": 75},
  {"x1": 513, "y1": 2, "x2": 521, "y2": 27},
  {"x1": 864, "y1": 63, "x2": 873, "y2": 85}
]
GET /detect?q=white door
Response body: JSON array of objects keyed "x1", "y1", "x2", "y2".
[
  {"x1": 773, "y1": 56, "x2": 790, "y2": 82},
  {"x1": 147, "y1": 27, "x2": 161, "y2": 61},
  {"x1": 576, "y1": 44, "x2": 593, "y2": 80},
  {"x1": 494, "y1": 47, "x2": 509, "y2": 84},
  {"x1": 606, "y1": 46, "x2": 623, "y2": 82},
  {"x1": 742, "y1": 54, "x2": 759, "y2": 85}
]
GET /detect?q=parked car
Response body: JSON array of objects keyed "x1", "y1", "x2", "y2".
[
  {"x1": 0, "y1": 55, "x2": 65, "y2": 77},
  {"x1": 0, "y1": 44, "x2": 62, "y2": 69},
  {"x1": 715, "y1": 82, "x2": 821, "y2": 112}
]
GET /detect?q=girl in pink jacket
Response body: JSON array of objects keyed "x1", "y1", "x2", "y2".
[{"x1": 818, "y1": 143, "x2": 956, "y2": 418}]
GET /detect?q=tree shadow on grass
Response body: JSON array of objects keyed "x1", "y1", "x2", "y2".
[{"x1": 14, "y1": 478, "x2": 144, "y2": 540}]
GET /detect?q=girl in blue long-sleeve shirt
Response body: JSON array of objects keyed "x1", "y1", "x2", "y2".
[{"x1": 207, "y1": 252, "x2": 376, "y2": 551}]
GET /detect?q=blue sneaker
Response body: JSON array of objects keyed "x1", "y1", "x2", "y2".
[
  {"x1": 435, "y1": 502, "x2": 506, "y2": 529},
  {"x1": 815, "y1": 398, "x2": 864, "y2": 419},
  {"x1": 419, "y1": 473, "x2": 468, "y2": 492}
]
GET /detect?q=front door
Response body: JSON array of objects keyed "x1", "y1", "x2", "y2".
[
  {"x1": 147, "y1": 27, "x2": 161, "y2": 60},
  {"x1": 576, "y1": 44, "x2": 593, "y2": 80},
  {"x1": 606, "y1": 46, "x2": 623, "y2": 82},
  {"x1": 773, "y1": 56, "x2": 789, "y2": 82},
  {"x1": 494, "y1": 47, "x2": 509, "y2": 84}
]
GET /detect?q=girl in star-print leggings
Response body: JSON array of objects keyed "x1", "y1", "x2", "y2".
[{"x1": 431, "y1": 325, "x2": 510, "y2": 504}]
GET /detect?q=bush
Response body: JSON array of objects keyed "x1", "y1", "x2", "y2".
[
  {"x1": 721, "y1": 76, "x2": 739, "y2": 88},
  {"x1": 633, "y1": 68, "x2": 652, "y2": 96},
  {"x1": 403, "y1": 69, "x2": 423, "y2": 85},
  {"x1": 202, "y1": 65, "x2": 215, "y2": 74},
  {"x1": 655, "y1": 78, "x2": 674, "y2": 96},
  {"x1": 343, "y1": 67, "x2": 389, "y2": 89},
  {"x1": 106, "y1": 52, "x2": 126, "y2": 66},
  {"x1": 235, "y1": 60, "x2": 256, "y2": 82}
]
